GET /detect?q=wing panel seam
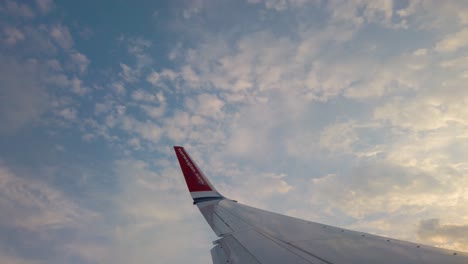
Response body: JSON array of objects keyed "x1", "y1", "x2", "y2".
[
  {"x1": 219, "y1": 235, "x2": 262, "y2": 264},
  {"x1": 254, "y1": 230, "x2": 333, "y2": 264}
]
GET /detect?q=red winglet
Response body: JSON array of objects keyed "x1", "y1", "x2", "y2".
[{"x1": 174, "y1": 146, "x2": 218, "y2": 194}]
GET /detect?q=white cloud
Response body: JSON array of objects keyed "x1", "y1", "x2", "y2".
[
  {"x1": 260, "y1": 0, "x2": 288, "y2": 11},
  {"x1": 181, "y1": 0, "x2": 205, "y2": 19},
  {"x1": 127, "y1": 137, "x2": 141, "y2": 149},
  {"x1": 374, "y1": 94, "x2": 468, "y2": 132},
  {"x1": 95, "y1": 101, "x2": 114, "y2": 115},
  {"x1": 435, "y1": 28, "x2": 468, "y2": 53},
  {"x1": 161, "y1": 109, "x2": 227, "y2": 145},
  {"x1": 120, "y1": 116, "x2": 163, "y2": 143},
  {"x1": 440, "y1": 56, "x2": 468, "y2": 68},
  {"x1": 460, "y1": 9, "x2": 468, "y2": 25},
  {"x1": 146, "y1": 71, "x2": 160, "y2": 85},
  {"x1": 49, "y1": 24, "x2": 73, "y2": 50},
  {"x1": 0, "y1": 163, "x2": 96, "y2": 231},
  {"x1": 168, "y1": 42, "x2": 182, "y2": 61},
  {"x1": 227, "y1": 126, "x2": 260, "y2": 156},
  {"x1": 161, "y1": 68, "x2": 178, "y2": 80},
  {"x1": 180, "y1": 65, "x2": 200, "y2": 84},
  {"x1": 418, "y1": 219, "x2": 468, "y2": 251},
  {"x1": 105, "y1": 114, "x2": 117, "y2": 128},
  {"x1": 146, "y1": 69, "x2": 177, "y2": 87},
  {"x1": 0, "y1": 250, "x2": 41, "y2": 264},
  {"x1": 4, "y1": 1, "x2": 467, "y2": 260},
  {"x1": 224, "y1": 95, "x2": 298, "y2": 160},
  {"x1": 111, "y1": 82, "x2": 126, "y2": 96},
  {"x1": 62, "y1": 243, "x2": 108, "y2": 264},
  {"x1": 107, "y1": 159, "x2": 212, "y2": 264},
  {"x1": 413, "y1": 48, "x2": 428, "y2": 56},
  {"x1": 141, "y1": 104, "x2": 165, "y2": 119},
  {"x1": 35, "y1": 0, "x2": 54, "y2": 14},
  {"x1": 225, "y1": 171, "x2": 293, "y2": 206},
  {"x1": 175, "y1": 28, "x2": 359, "y2": 102},
  {"x1": 119, "y1": 63, "x2": 137, "y2": 82},
  {"x1": 131, "y1": 89, "x2": 154, "y2": 101},
  {"x1": 70, "y1": 52, "x2": 90, "y2": 74},
  {"x1": 396, "y1": 0, "x2": 468, "y2": 29},
  {"x1": 186, "y1": 93, "x2": 225, "y2": 119},
  {"x1": 70, "y1": 77, "x2": 89, "y2": 95},
  {"x1": 132, "y1": 90, "x2": 166, "y2": 118},
  {"x1": 126, "y1": 37, "x2": 152, "y2": 72},
  {"x1": 57, "y1": 107, "x2": 77, "y2": 121},
  {"x1": 46, "y1": 59, "x2": 62, "y2": 71},
  {"x1": 55, "y1": 144, "x2": 65, "y2": 152},
  {"x1": 284, "y1": 130, "x2": 320, "y2": 161},
  {"x1": 127, "y1": 37, "x2": 151, "y2": 54},
  {"x1": 105, "y1": 38, "x2": 154, "y2": 93},
  {"x1": 1, "y1": 0, "x2": 35, "y2": 18},
  {"x1": 311, "y1": 168, "x2": 433, "y2": 217},
  {"x1": 0, "y1": 162, "x2": 111, "y2": 264},
  {"x1": 81, "y1": 118, "x2": 115, "y2": 142},
  {"x1": 325, "y1": 0, "x2": 408, "y2": 28},
  {"x1": 305, "y1": 158, "x2": 468, "y2": 242},
  {"x1": 3, "y1": 27, "x2": 25, "y2": 45},
  {"x1": 247, "y1": 0, "x2": 316, "y2": 11},
  {"x1": 319, "y1": 121, "x2": 358, "y2": 153},
  {"x1": 344, "y1": 52, "x2": 423, "y2": 99},
  {"x1": 43, "y1": 72, "x2": 69, "y2": 87},
  {"x1": 146, "y1": 3, "x2": 468, "y2": 253}
]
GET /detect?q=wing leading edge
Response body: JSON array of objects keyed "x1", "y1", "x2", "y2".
[{"x1": 173, "y1": 146, "x2": 468, "y2": 264}]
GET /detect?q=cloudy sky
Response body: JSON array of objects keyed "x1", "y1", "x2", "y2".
[{"x1": 1, "y1": 0, "x2": 468, "y2": 263}]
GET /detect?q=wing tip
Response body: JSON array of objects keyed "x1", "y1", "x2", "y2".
[{"x1": 173, "y1": 146, "x2": 223, "y2": 202}]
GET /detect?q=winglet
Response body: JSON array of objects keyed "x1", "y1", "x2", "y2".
[{"x1": 173, "y1": 146, "x2": 223, "y2": 203}]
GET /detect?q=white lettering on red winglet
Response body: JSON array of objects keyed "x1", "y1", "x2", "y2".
[{"x1": 178, "y1": 148, "x2": 206, "y2": 186}]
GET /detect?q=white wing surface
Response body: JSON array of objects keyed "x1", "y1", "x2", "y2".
[{"x1": 174, "y1": 146, "x2": 468, "y2": 264}]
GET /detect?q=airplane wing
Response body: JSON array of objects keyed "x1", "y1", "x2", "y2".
[{"x1": 173, "y1": 146, "x2": 468, "y2": 264}]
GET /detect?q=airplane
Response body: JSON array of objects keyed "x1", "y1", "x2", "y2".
[{"x1": 173, "y1": 146, "x2": 468, "y2": 264}]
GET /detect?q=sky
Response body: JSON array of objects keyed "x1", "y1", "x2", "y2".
[{"x1": 1, "y1": 0, "x2": 468, "y2": 263}]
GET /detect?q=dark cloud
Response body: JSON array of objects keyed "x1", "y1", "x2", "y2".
[{"x1": 418, "y1": 218, "x2": 468, "y2": 245}]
